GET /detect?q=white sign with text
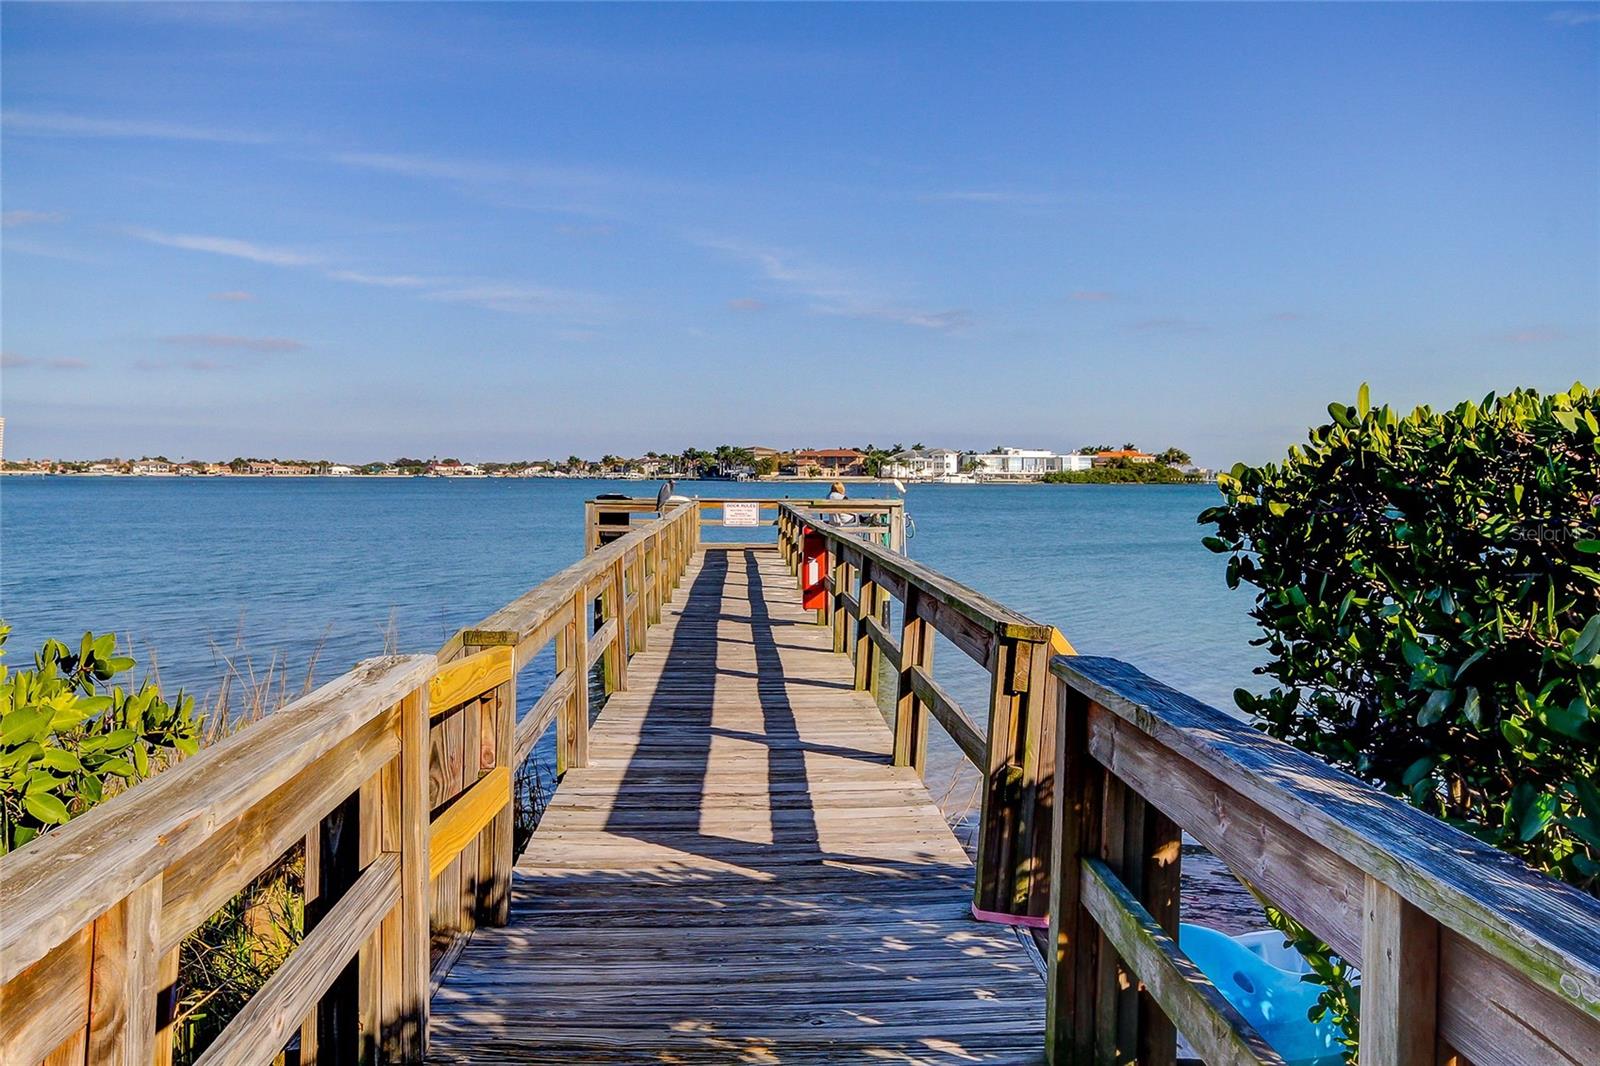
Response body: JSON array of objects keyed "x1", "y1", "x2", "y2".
[{"x1": 723, "y1": 501, "x2": 761, "y2": 527}]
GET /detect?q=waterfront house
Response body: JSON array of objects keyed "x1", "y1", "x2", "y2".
[
  {"x1": 963, "y1": 447, "x2": 1091, "y2": 479},
  {"x1": 1091, "y1": 448, "x2": 1156, "y2": 466},
  {"x1": 246, "y1": 461, "x2": 304, "y2": 476},
  {"x1": 787, "y1": 448, "x2": 867, "y2": 477},
  {"x1": 884, "y1": 448, "x2": 961, "y2": 480}
]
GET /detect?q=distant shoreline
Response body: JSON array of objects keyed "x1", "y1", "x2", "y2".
[{"x1": 1, "y1": 470, "x2": 1215, "y2": 486}]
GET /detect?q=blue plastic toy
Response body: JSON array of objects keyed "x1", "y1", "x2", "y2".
[{"x1": 1178, "y1": 923, "x2": 1350, "y2": 1066}]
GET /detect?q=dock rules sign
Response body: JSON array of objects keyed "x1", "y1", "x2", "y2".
[{"x1": 723, "y1": 501, "x2": 760, "y2": 527}]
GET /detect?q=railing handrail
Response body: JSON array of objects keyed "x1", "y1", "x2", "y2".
[
  {"x1": 782, "y1": 503, "x2": 1051, "y2": 643},
  {"x1": 1, "y1": 497, "x2": 702, "y2": 1066},
  {"x1": 591, "y1": 496, "x2": 904, "y2": 508},
  {"x1": 0, "y1": 654, "x2": 436, "y2": 985},
  {"x1": 1055, "y1": 653, "x2": 1600, "y2": 1019},
  {"x1": 778, "y1": 500, "x2": 1600, "y2": 1064},
  {"x1": 444, "y1": 500, "x2": 696, "y2": 665}
]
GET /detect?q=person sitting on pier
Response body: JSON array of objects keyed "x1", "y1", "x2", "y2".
[{"x1": 826, "y1": 481, "x2": 857, "y2": 524}]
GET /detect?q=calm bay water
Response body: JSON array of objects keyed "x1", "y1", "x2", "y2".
[
  {"x1": 2, "y1": 475, "x2": 1268, "y2": 927},
  {"x1": 2, "y1": 473, "x2": 1261, "y2": 799},
  {"x1": 1, "y1": 477, "x2": 1259, "y2": 708}
]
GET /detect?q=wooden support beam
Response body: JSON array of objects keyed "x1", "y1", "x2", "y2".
[
  {"x1": 1079, "y1": 858, "x2": 1283, "y2": 1066},
  {"x1": 482, "y1": 676, "x2": 515, "y2": 927},
  {"x1": 892, "y1": 587, "x2": 933, "y2": 776},
  {"x1": 852, "y1": 571, "x2": 881, "y2": 693},
  {"x1": 392, "y1": 687, "x2": 430, "y2": 1062},
  {"x1": 1047, "y1": 683, "x2": 1103, "y2": 1066},
  {"x1": 193, "y1": 855, "x2": 399, "y2": 1066},
  {"x1": 831, "y1": 557, "x2": 851, "y2": 654},
  {"x1": 603, "y1": 557, "x2": 628, "y2": 693},
  {"x1": 558, "y1": 597, "x2": 590, "y2": 774},
  {"x1": 1361, "y1": 877, "x2": 1440, "y2": 1066},
  {"x1": 86, "y1": 877, "x2": 162, "y2": 1066},
  {"x1": 428, "y1": 646, "x2": 513, "y2": 715},
  {"x1": 974, "y1": 635, "x2": 1056, "y2": 921},
  {"x1": 428, "y1": 767, "x2": 512, "y2": 881}
]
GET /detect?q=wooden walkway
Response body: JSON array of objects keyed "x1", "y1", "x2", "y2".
[{"x1": 428, "y1": 546, "x2": 1047, "y2": 1063}]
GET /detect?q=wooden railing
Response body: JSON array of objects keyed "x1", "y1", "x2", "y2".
[
  {"x1": 778, "y1": 503, "x2": 1071, "y2": 923},
  {"x1": 0, "y1": 500, "x2": 700, "y2": 1066},
  {"x1": 587, "y1": 496, "x2": 904, "y2": 553},
  {"x1": 8, "y1": 496, "x2": 1597, "y2": 1066},
  {"x1": 779, "y1": 504, "x2": 1600, "y2": 1066},
  {"x1": 1048, "y1": 656, "x2": 1600, "y2": 1066}
]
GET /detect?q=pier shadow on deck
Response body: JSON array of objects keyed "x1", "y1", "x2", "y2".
[{"x1": 427, "y1": 547, "x2": 1046, "y2": 1064}]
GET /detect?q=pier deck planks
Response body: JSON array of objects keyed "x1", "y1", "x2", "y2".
[{"x1": 427, "y1": 546, "x2": 1046, "y2": 1063}]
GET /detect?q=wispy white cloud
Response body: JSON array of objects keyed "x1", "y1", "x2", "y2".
[
  {"x1": 727, "y1": 297, "x2": 766, "y2": 312},
  {"x1": 2, "y1": 238, "x2": 101, "y2": 263},
  {"x1": 2, "y1": 352, "x2": 89, "y2": 370},
  {"x1": 1548, "y1": 9, "x2": 1600, "y2": 26},
  {"x1": 425, "y1": 283, "x2": 608, "y2": 318},
  {"x1": 3, "y1": 109, "x2": 272, "y2": 144},
  {"x1": 831, "y1": 305, "x2": 971, "y2": 331},
  {"x1": 209, "y1": 291, "x2": 256, "y2": 302},
  {"x1": 1070, "y1": 290, "x2": 1114, "y2": 303},
  {"x1": 332, "y1": 151, "x2": 610, "y2": 191},
  {"x1": 699, "y1": 236, "x2": 969, "y2": 332},
  {"x1": 161, "y1": 333, "x2": 306, "y2": 352},
  {"x1": 329, "y1": 150, "x2": 639, "y2": 219},
  {"x1": 327, "y1": 270, "x2": 430, "y2": 289},
  {"x1": 136, "y1": 357, "x2": 222, "y2": 373},
  {"x1": 128, "y1": 228, "x2": 319, "y2": 266},
  {"x1": 2, "y1": 210, "x2": 66, "y2": 228}
]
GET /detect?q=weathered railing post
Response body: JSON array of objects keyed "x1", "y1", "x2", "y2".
[
  {"x1": 1091, "y1": 774, "x2": 1182, "y2": 1066},
  {"x1": 852, "y1": 561, "x2": 882, "y2": 695},
  {"x1": 1046, "y1": 679, "x2": 1104, "y2": 1065},
  {"x1": 648, "y1": 534, "x2": 663, "y2": 626},
  {"x1": 974, "y1": 634, "x2": 1057, "y2": 923},
  {"x1": 1361, "y1": 877, "x2": 1440, "y2": 1066},
  {"x1": 601, "y1": 557, "x2": 628, "y2": 694},
  {"x1": 831, "y1": 555, "x2": 850, "y2": 652},
  {"x1": 557, "y1": 594, "x2": 590, "y2": 773},
  {"x1": 892, "y1": 587, "x2": 933, "y2": 775},
  {"x1": 480, "y1": 669, "x2": 516, "y2": 928},
  {"x1": 384, "y1": 685, "x2": 431, "y2": 1063},
  {"x1": 85, "y1": 877, "x2": 162, "y2": 1065}
]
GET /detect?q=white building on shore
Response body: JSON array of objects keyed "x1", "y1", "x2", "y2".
[
  {"x1": 883, "y1": 448, "x2": 961, "y2": 480},
  {"x1": 963, "y1": 447, "x2": 1091, "y2": 479}
]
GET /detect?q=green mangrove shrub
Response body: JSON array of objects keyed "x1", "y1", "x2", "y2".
[
  {"x1": 1202, "y1": 383, "x2": 1599, "y2": 1060},
  {"x1": 0, "y1": 623, "x2": 202, "y2": 853},
  {"x1": 1201, "y1": 383, "x2": 1600, "y2": 888}
]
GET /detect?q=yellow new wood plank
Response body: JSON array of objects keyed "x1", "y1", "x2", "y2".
[
  {"x1": 428, "y1": 645, "x2": 512, "y2": 716},
  {"x1": 428, "y1": 766, "x2": 510, "y2": 882}
]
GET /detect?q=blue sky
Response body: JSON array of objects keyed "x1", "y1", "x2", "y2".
[{"x1": 2, "y1": 2, "x2": 1595, "y2": 465}]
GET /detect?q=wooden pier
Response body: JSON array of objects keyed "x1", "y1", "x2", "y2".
[
  {"x1": 428, "y1": 546, "x2": 1045, "y2": 1062},
  {"x1": 3, "y1": 496, "x2": 1599, "y2": 1066}
]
